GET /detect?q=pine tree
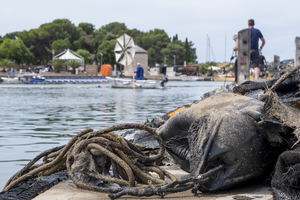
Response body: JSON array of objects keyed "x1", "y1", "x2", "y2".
[
  {"x1": 172, "y1": 34, "x2": 178, "y2": 42},
  {"x1": 184, "y1": 38, "x2": 190, "y2": 63}
]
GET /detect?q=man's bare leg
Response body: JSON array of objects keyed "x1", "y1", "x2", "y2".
[{"x1": 254, "y1": 67, "x2": 260, "y2": 80}]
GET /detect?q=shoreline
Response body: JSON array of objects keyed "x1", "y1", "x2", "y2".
[{"x1": 0, "y1": 72, "x2": 216, "y2": 82}]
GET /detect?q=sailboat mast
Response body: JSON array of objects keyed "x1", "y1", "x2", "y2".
[
  {"x1": 206, "y1": 35, "x2": 210, "y2": 62},
  {"x1": 225, "y1": 35, "x2": 226, "y2": 62}
]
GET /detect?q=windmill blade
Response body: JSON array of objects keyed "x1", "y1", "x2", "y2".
[
  {"x1": 125, "y1": 38, "x2": 135, "y2": 49},
  {"x1": 115, "y1": 52, "x2": 122, "y2": 62},
  {"x1": 127, "y1": 47, "x2": 136, "y2": 58},
  {"x1": 117, "y1": 35, "x2": 125, "y2": 48},
  {"x1": 124, "y1": 33, "x2": 135, "y2": 48},
  {"x1": 119, "y1": 56, "x2": 126, "y2": 66},
  {"x1": 124, "y1": 51, "x2": 133, "y2": 65},
  {"x1": 115, "y1": 33, "x2": 135, "y2": 66},
  {"x1": 114, "y1": 41, "x2": 123, "y2": 52},
  {"x1": 124, "y1": 34, "x2": 132, "y2": 47}
]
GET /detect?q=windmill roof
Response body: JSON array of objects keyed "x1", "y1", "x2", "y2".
[{"x1": 134, "y1": 45, "x2": 148, "y2": 54}]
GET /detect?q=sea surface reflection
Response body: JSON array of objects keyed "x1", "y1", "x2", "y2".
[{"x1": 0, "y1": 81, "x2": 225, "y2": 189}]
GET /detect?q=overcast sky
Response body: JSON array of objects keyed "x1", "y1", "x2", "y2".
[{"x1": 1, "y1": 0, "x2": 299, "y2": 63}]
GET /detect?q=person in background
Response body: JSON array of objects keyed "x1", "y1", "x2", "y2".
[
  {"x1": 135, "y1": 63, "x2": 144, "y2": 80},
  {"x1": 258, "y1": 52, "x2": 267, "y2": 77},
  {"x1": 248, "y1": 19, "x2": 265, "y2": 80},
  {"x1": 231, "y1": 34, "x2": 238, "y2": 82}
]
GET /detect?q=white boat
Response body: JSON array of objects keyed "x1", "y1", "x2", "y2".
[
  {"x1": 1, "y1": 77, "x2": 19, "y2": 83},
  {"x1": 180, "y1": 76, "x2": 198, "y2": 82},
  {"x1": 106, "y1": 77, "x2": 168, "y2": 89},
  {"x1": 0, "y1": 72, "x2": 19, "y2": 83},
  {"x1": 180, "y1": 64, "x2": 198, "y2": 81}
]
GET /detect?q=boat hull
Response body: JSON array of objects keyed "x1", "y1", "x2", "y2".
[
  {"x1": 181, "y1": 76, "x2": 198, "y2": 82},
  {"x1": 106, "y1": 77, "x2": 165, "y2": 89},
  {"x1": 1, "y1": 77, "x2": 19, "y2": 83}
]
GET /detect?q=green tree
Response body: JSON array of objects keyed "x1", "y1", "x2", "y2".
[
  {"x1": 0, "y1": 38, "x2": 34, "y2": 64},
  {"x1": 198, "y1": 61, "x2": 216, "y2": 74},
  {"x1": 51, "y1": 38, "x2": 70, "y2": 54},
  {"x1": 40, "y1": 19, "x2": 81, "y2": 43},
  {"x1": 92, "y1": 29, "x2": 106, "y2": 49},
  {"x1": 97, "y1": 35, "x2": 117, "y2": 66},
  {"x1": 18, "y1": 29, "x2": 50, "y2": 64},
  {"x1": 141, "y1": 29, "x2": 171, "y2": 66},
  {"x1": 79, "y1": 34, "x2": 95, "y2": 52},
  {"x1": 4, "y1": 32, "x2": 19, "y2": 40},
  {"x1": 24, "y1": 19, "x2": 82, "y2": 64},
  {"x1": 172, "y1": 34, "x2": 178, "y2": 42},
  {"x1": 0, "y1": 58, "x2": 14, "y2": 71},
  {"x1": 71, "y1": 40, "x2": 82, "y2": 51},
  {"x1": 0, "y1": 35, "x2": 4, "y2": 46},
  {"x1": 184, "y1": 38, "x2": 191, "y2": 63},
  {"x1": 161, "y1": 43, "x2": 184, "y2": 66},
  {"x1": 76, "y1": 49, "x2": 92, "y2": 65},
  {"x1": 48, "y1": 59, "x2": 66, "y2": 73},
  {"x1": 188, "y1": 41, "x2": 197, "y2": 64},
  {"x1": 66, "y1": 59, "x2": 82, "y2": 74},
  {"x1": 93, "y1": 22, "x2": 128, "y2": 52},
  {"x1": 100, "y1": 22, "x2": 127, "y2": 35},
  {"x1": 78, "y1": 23, "x2": 95, "y2": 35},
  {"x1": 1, "y1": 20, "x2": 199, "y2": 67},
  {"x1": 147, "y1": 47, "x2": 156, "y2": 66}
]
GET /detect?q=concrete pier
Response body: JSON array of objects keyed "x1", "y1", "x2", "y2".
[{"x1": 33, "y1": 164, "x2": 273, "y2": 200}]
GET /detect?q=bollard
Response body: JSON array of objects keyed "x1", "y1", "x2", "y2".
[
  {"x1": 237, "y1": 29, "x2": 250, "y2": 84},
  {"x1": 295, "y1": 37, "x2": 300, "y2": 67}
]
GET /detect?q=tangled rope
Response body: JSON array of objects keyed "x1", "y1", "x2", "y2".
[{"x1": 2, "y1": 123, "x2": 223, "y2": 199}]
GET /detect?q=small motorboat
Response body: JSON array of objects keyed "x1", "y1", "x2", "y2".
[
  {"x1": 30, "y1": 75, "x2": 46, "y2": 83},
  {"x1": 181, "y1": 64, "x2": 198, "y2": 81},
  {"x1": 180, "y1": 76, "x2": 198, "y2": 82},
  {"x1": 0, "y1": 72, "x2": 19, "y2": 83},
  {"x1": 1, "y1": 77, "x2": 19, "y2": 83},
  {"x1": 106, "y1": 76, "x2": 168, "y2": 89}
]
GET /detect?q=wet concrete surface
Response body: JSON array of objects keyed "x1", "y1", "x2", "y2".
[{"x1": 33, "y1": 163, "x2": 273, "y2": 200}]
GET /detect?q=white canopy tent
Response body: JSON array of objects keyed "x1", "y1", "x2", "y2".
[
  {"x1": 209, "y1": 66, "x2": 221, "y2": 71},
  {"x1": 53, "y1": 49, "x2": 84, "y2": 64}
]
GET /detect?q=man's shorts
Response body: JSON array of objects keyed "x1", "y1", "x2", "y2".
[{"x1": 250, "y1": 50, "x2": 259, "y2": 68}]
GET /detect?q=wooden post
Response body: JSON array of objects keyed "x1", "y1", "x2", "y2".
[
  {"x1": 295, "y1": 37, "x2": 300, "y2": 67},
  {"x1": 133, "y1": 73, "x2": 135, "y2": 89},
  {"x1": 237, "y1": 28, "x2": 250, "y2": 84},
  {"x1": 274, "y1": 55, "x2": 280, "y2": 70}
]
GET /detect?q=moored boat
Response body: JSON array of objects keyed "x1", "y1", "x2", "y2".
[
  {"x1": 106, "y1": 76, "x2": 168, "y2": 89},
  {"x1": 30, "y1": 75, "x2": 46, "y2": 83},
  {"x1": 180, "y1": 76, "x2": 198, "y2": 82},
  {"x1": 0, "y1": 72, "x2": 19, "y2": 83},
  {"x1": 1, "y1": 77, "x2": 19, "y2": 83}
]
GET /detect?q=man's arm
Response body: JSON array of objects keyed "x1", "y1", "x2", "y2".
[
  {"x1": 260, "y1": 37, "x2": 265, "y2": 49},
  {"x1": 233, "y1": 45, "x2": 238, "y2": 51}
]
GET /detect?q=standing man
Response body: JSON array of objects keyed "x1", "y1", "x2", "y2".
[
  {"x1": 248, "y1": 19, "x2": 265, "y2": 80},
  {"x1": 258, "y1": 52, "x2": 267, "y2": 77},
  {"x1": 135, "y1": 63, "x2": 144, "y2": 80}
]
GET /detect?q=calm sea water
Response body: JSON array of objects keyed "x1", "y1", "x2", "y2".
[{"x1": 0, "y1": 81, "x2": 225, "y2": 190}]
